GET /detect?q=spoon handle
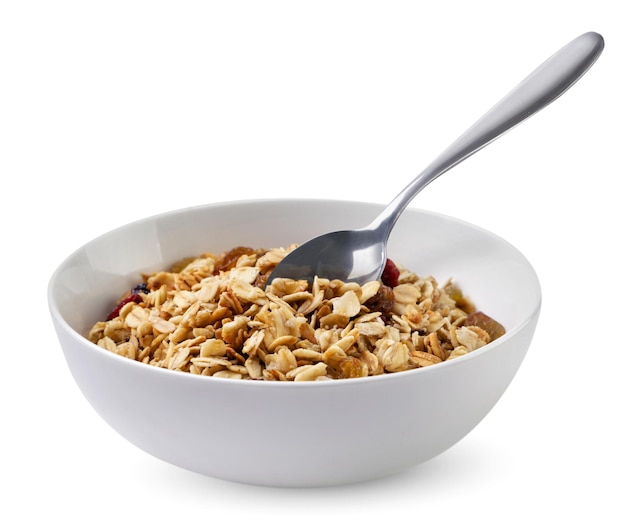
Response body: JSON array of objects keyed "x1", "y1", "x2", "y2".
[{"x1": 370, "y1": 32, "x2": 604, "y2": 235}]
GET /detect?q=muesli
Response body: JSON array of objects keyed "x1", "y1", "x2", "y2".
[{"x1": 88, "y1": 245, "x2": 505, "y2": 381}]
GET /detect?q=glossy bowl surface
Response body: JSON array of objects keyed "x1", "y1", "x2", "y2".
[{"x1": 48, "y1": 199, "x2": 541, "y2": 487}]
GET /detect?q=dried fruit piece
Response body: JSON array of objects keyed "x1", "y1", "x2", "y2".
[
  {"x1": 381, "y1": 258, "x2": 400, "y2": 287},
  {"x1": 444, "y1": 282, "x2": 475, "y2": 313},
  {"x1": 213, "y1": 246, "x2": 256, "y2": 274},
  {"x1": 131, "y1": 283, "x2": 150, "y2": 294},
  {"x1": 105, "y1": 293, "x2": 143, "y2": 321},
  {"x1": 465, "y1": 311, "x2": 506, "y2": 341},
  {"x1": 364, "y1": 284, "x2": 395, "y2": 315},
  {"x1": 336, "y1": 356, "x2": 368, "y2": 379}
]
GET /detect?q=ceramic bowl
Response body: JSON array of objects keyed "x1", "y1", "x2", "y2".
[{"x1": 48, "y1": 199, "x2": 541, "y2": 487}]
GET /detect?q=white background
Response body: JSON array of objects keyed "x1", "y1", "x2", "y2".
[{"x1": 2, "y1": 1, "x2": 624, "y2": 526}]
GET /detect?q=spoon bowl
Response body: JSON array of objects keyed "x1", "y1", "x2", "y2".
[
  {"x1": 267, "y1": 32, "x2": 604, "y2": 285},
  {"x1": 266, "y1": 228, "x2": 385, "y2": 284}
]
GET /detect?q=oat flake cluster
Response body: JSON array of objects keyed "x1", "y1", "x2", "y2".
[{"x1": 88, "y1": 245, "x2": 505, "y2": 381}]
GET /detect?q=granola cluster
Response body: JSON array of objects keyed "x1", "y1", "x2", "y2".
[{"x1": 88, "y1": 246, "x2": 505, "y2": 381}]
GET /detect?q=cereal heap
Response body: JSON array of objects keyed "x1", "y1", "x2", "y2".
[{"x1": 88, "y1": 246, "x2": 505, "y2": 381}]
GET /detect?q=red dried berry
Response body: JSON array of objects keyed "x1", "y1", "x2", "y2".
[
  {"x1": 105, "y1": 293, "x2": 143, "y2": 321},
  {"x1": 381, "y1": 258, "x2": 400, "y2": 287}
]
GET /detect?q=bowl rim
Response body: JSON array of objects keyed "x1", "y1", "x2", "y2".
[{"x1": 48, "y1": 198, "x2": 542, "y2": 389}]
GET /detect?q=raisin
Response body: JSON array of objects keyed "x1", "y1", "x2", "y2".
[
  {"x1": 365, "y1": 284, "x2": 395, "y2": 315},
  {"x1": 381, "y1": 258, "x2": 400, "y2": 287},
  {"x1": 337, "y1": 356, "x2": 367, "y2": 379},
  {"x1": 105, "y1": 293, "x2": 143, "y2": 321},
  {"x1": 253, "y1": 271, "x2": 270, "y2": 290},
  {"x1": 444, "y1": 283, "x2": 475, "y2": 313},
  {"x1": 465, "y1": 311, "x2": 506, "y2": 341},
  {"x1": 213, "y1": 246, "x2": 256, "y2": 274}
]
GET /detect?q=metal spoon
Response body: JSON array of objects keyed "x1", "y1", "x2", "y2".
[{"x1": 267, "y1": 32, "x2": 604, "y2": 286}]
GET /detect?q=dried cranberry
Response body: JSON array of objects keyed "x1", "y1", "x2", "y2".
[
  {"x1": 381, "y1": 258, "x2": 400, "y2": 287},
  {"x1": 105, "y1": 293, "x2": 143, "y2": 321}
]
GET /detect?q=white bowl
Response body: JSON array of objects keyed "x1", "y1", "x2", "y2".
[{"x1": 48, "y1": 199, "x2": 541, "y2": 487}]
